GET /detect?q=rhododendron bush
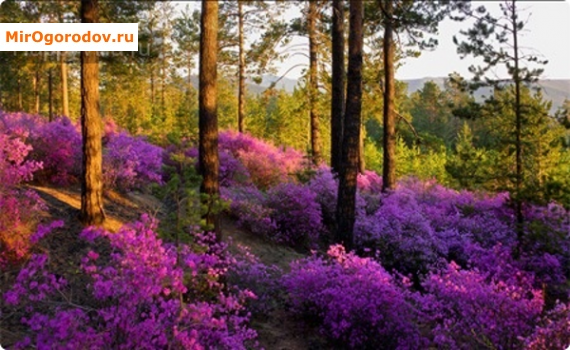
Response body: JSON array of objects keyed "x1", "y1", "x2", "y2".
[
  {"x1": 4, "y1": 216, "x2": 259, "y2": 349},
  {"x1": 283, "y1": 245, "x2": 428, "y2": 349},
  {"x1": 0, "y1": 112, "x2": 163, "y2": 190},
  {"x1": 0, "y1": 123, "x2": 44, "y2": 266},
  {"x1": 2, "y1": 112, "x2": 569, "y2": 350}
]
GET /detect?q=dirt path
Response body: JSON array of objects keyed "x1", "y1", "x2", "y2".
[
  {"x1": 25, "y1": 186, "x2": 321, "y2": 349},
  {"x1": 220, "y1": 217, "x2": 326, "y2": 350}
]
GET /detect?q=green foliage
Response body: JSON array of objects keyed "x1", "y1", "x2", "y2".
[
  {"x1": 446, "y1": 122, "x2": 493, "y2": 190},
  {"x1": 154, "y1": 150, "x2": 228, "y2": 244},
  {"x1": 364, "y1": 137, "x2": 450, "y2": 185}
]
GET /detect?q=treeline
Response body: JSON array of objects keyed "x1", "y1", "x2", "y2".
[{"x1": 0, "y1": 0, "x2": 569, "y2": 238}]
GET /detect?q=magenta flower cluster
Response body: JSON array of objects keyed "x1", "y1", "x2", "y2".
[
  {"x1": 4, "y1": 216, "x2": 259, "y2": 349},
  {"x1": 0, "y1": 112, "x2": 164, "y2": 190},
  {"x1": 0, "y1": 114, "x2": 45, "y2": 266}
]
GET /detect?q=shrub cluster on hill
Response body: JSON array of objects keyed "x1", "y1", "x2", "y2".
[{"x1": 1, "y1": 112, "x2": 569, "y2": 349}]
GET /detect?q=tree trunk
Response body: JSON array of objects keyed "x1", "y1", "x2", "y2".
[
  {"x1": 382, "y1": 0, "x2": 396, "y2": 191},
  {"x1": 33, "y1": 69, "x2": 40, "y2": 114},
  {"x1": 199, "y1": 0, "x2": 220, "y2": 239},
  {"x1": 17, "y1": 75, "x2": 23, "y2": 111},
  {"x1": 331, "y1": 0, "x2": 345, "y2": 174},
  {"x1": 80, "y1": 0, "x2": 105, "y2": 226},
  {"x1": 48, "y1": 69, "x2": 53, "y2": 121},
  {"x1": 336, "y1": 0, "x2": 363, "y2": 251},
  {"x1": 238, "y1": 0, "x2": 246, "y2": 133},
  {"x1": 359, "y1": 123, "x2": 365, "y2": 173},
  {"x1": 308, "y1": 1, "x2": 321, "y2": 165},
  {"x1": 61, "y1": 52, "x2": 69, "y2": 117},
  {"x1": 510, "y1": 0, "x2": 524, "y2": 253}
]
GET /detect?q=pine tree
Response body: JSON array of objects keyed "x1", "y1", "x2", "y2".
[
  {"x1": 453, "y1": 0, "x2": 549, "y2": 248},
  {"x1": 336, "y1": 0, "x2": 363, "y2": 250},
  {"x1": 79, "y1": 0, "x2": 105, "y2": 226},
  {"x1": 330, "y1": 0, "x2": 345, "y2": 174},
  {"x1": 376, "y1": 0, "x2": 455, "y2": 191},
  {"x1": 199, "y1": 0, "x2": 221, "y2": 239}
]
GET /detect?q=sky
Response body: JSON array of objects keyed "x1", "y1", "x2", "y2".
[
  {"x1": 276, "y1": 1, "x2": 570, "y2": 81},
  {"x1": 173, "y1": 1, "x2": 570, "y2": 82}
]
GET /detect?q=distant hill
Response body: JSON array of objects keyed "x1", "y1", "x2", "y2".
[
  {"x1": 186, "y1": 74, "x2": 569, "y2": 112},
  {"x1": 187, "y1": 74, "x2": 300, "y2": 95},
  {"x1": 402, "y1": 77, "x2": 570, "y2": 113}
]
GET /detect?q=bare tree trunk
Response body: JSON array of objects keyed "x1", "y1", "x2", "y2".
[
  {"x1": 331, "y1": 0, "x2": 345, "y2": 174},
  {"x1": 17, "y1": 75, "x2": 22, "y2": 111},
  {"x1": 308, "y1": 1, "x2": 321, "y2": 165},
  {"x1": 336, "y1": 0, "x2": 363, "y2": 250},
  {"x1": 48, "y1": 69, "x2": 53, "y2": 121},
  {"x1": 61, "y1": 52, "x2": 69, "y2": 116},
  {"x1": 510, "y1": 0, "x2": 524, "y2": 253},
  {"x1": 382, "y1": 0, "x2": 396, "y2": 191},
  {"x1": 33, "y1": 69, "x2": 40, "y2": 114},
  {"x1": 80, "y1": 0, "x2": 105, "y2": 226},
  {"x1": 359, "y1": 123, "x2": 365, "y2": 173},
  {"x1": 199, "y1": 0, "x2": 220, "y2": 239},
  {"x1": 238, "y1": 0, "x2": 246, "y2": 133},
  {"x1": 160, "y1": 32, "x2": 166, "y2": 121}
]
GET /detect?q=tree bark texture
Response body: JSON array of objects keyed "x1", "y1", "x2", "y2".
[
  {"x1": 80, "y1": 0, "x2": 105, "y2": 226},
  {"x1": 199, "y1": 0, "x2": 220, "y2": 238},
  {"x1": 382, "y1": 0, "x2": 396, "y2": 191},
  {"x1": 238, "y1": 0, "x2": 246, "y2": 133},
  {"x1": 336, "y1": 0, "x2": 363, "y2": 251},
  {"x1": 61, "y1": 52, "x2": 69, "y2": 116},
  {"x1": 308, "y1": 1, "x2": 321, "y2": 165},
  {"x1": 331, "y1": 0, "x2": 345, "y2": 174}
]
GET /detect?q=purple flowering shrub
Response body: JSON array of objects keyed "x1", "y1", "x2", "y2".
[
  {"x1": 0, "y1": 131, "x2": 45, "y2": 266},
  {"x1": 307, "y1": 168, "x2": 367, "y2": 233},
  {"x1": 27, "y1": 117, "x2": 82, "y2": 185},
  {"x1": 103, "y1": 132, "x2": 164, "y2": 190},
  {"x1": 354, "y1": 186, "x2": 449, "y2": 276},
  {"x1": 283, "y1": 245, "x2": 428, "y2": 349},
  {"x1": 219, "y1": 131, "x2": 304, "y2": 189},
  {"x1": 184, "y1": 146, "x2": 251, "y2": 187},
  {"x1": 524, "y1": 302, "x2": 570, "y2": 350},
  {"x1": 221, "y1": 185, "x2": 277, "y2": 237},
  {"x1": 228, "y1": 244, "x2": 284, "y2": 314},
  {"x1": 0, "y1": 112, "x2": 165, "y2": 190},
  {"x1": 265, "y1": 183, "x2": 323, "y2": 248},
  {"x1": 422, "y1": 261, "x2": 544, "y2": 349},
  {"x1": 222, "y1": 182, "x2": 324, "y2": 249},
  {"x1": 4, "y1": 216, "x2": 259, "y2": 349}
]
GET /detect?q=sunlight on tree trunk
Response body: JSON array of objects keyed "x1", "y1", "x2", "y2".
[
  {"x1": 382, "y1": 0, "x2": 396, "y2": 191},
  {"x1": 80, "y1": 0, "x2": 105, "y2": 226},
  {"x1": 308, "y1": 0, "x2": 321, "y2": 165},
  {"x1": 336, "y1": 0, "x2": 363, "y2": 251},
  {"x1": 61, "y1": 52, "x2": 69, "y2": 117},
  {"x1": 199, "y1": 0, "x2": 220, "y2": 239}
]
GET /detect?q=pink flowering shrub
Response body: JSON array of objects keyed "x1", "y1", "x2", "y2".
[
  {"x1": 185, "y1": 146, "x2": 252, "y2": 187},
  {"x1": 219, "y1": 131, "x2": 304, "y2": 189},
  {"x1": 524, "y1": 302, "x2": 570, "y2": 350},
  {"x1": 223, "y1": 183, "x2": 323, "y2": 249},
  {"x1": 228, "y1": 245, "x2": 284, "y2": 314},
  {"x1": 28, "y1": 117, "x2": 82, "y2": 185},
  {"x1": 265, "y1": 183, "x2": 323, "y2": 248},
  {"x1": 422, "y1": 261, "x2": 544, "y2": 349},
  {"x1": 103, "y1": 132, "x2": 164, "y2": 190},
  {"x1": 4, "y1": 216, "x2": 259, "y2": 349},
  {"x1": 0, "y1": 131, "x2": 45, "y2": 266},
  {"x1": 221, "y1": 185, "x2": 277, "y2": 237},
  {"x1": 283, "y1": 245, "x2": 428, "y2": 349},
  {"x1": 307, "y1": 168, "x2": 367, "y2": 232}
]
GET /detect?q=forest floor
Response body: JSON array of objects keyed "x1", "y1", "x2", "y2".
[{"x1": 20, "y1": 185, "x2": 323, "y2": 350}]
